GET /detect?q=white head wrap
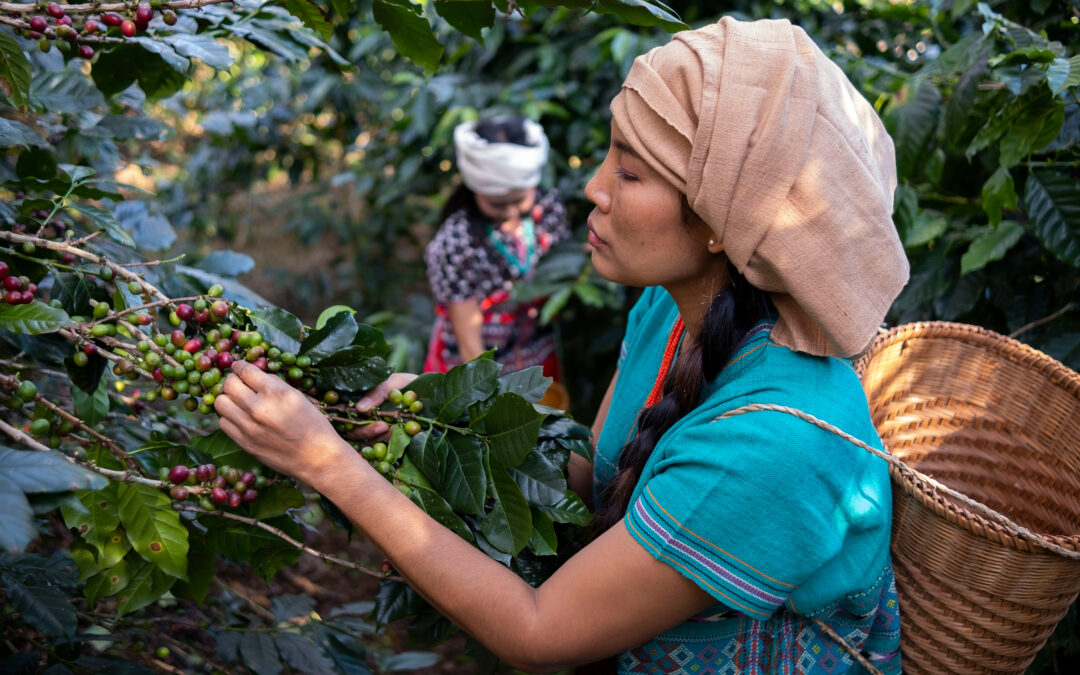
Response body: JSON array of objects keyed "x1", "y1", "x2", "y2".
[{"x1": 453, "y1": 119, "x2": 549, "y2": 196}]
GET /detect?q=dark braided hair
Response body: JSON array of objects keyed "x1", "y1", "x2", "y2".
[{"x1": 595, "y1": 240, "x2": 772, "y2": 533}]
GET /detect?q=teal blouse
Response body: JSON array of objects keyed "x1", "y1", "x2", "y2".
[{"x1": 595, "y1": 286, "x2": 901, "y2": 674}]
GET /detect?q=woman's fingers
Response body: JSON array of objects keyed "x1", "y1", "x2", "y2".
[
  {"x1": 347, "y1": 420, "x2": 391, "y2": 442},
  {"x1": 230, "y1": 360, "x2": 279, "y2": 393},
  {"x1": 356, "y1": 372, "x2": 419, "y2": 412}
]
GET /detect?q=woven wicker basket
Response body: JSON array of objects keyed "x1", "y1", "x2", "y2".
[{"x1": 853, "y1": 321, "x2": 1080, "y2": 674}]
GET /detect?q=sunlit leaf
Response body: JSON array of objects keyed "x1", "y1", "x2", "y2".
[{"x1": 0, "y1": 302, "x2": 73, "y2": 335}]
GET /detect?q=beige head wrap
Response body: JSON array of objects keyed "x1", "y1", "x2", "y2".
[{"x1": 610, "y1": 17, "x2": 908, "y2": 357}]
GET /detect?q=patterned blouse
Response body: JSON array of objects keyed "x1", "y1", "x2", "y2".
[{"x1": 423, "y1": 189, "x2": 571, "y2": 374}]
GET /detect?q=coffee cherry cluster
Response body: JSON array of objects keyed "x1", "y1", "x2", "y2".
[
  {"x1": 5, "y1": 379, "x2": 76, "y2": 447},
  {"x1": 355, "y1": 389, "x2": 424, "y2": 475},
  {"x1": 161, "y1": 462, "x2": 267, "y2": 509},
  {"x1": 15, "y1": 1, "x2": 181, "y2": 61},
  {"x1": 0, "y1": 262, "x2": 38, "y2": 305},
  {"x1": 72, "y1": 284, "x2": 323, "y2": 416}
]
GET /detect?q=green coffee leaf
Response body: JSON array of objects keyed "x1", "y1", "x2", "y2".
[
  {"x1": 62, "y1": 484, "x2": 121, "y2": 550},
  {"x1": 190, "y1": 430, "x2": 261, "y2": 472},
  {"x1": 194, "y1": 250, "x2": 256, "y2": 277},
  {"x1": 241, "y1": 630, "x2": 282, "y2": 675},
  {"x1": 981, "y1": 166, "x2": 1018, "y2": 227},
  {"x1": 0, "y1": 117, "x2": 43, "y2": 148},
  {"x1": 0, "y1": 31, "x2": 32, "y2": 110},
  {"x1": 481, "y1": 393, "x2": 546, "y2": 469},
  {"x1": 113, "y1": 556, "x2": 176, "y2": 617},
  {"x1": 511, "y1": 451, "x2": 567, "y2": 506},
  {"x1": 69, "y1": 202, "x2": 136, "y2": 247},
  {"x1": 274, "y1": 632, "x2": 337, "y2": 675},
  {"x1": 885, "y1": 79, "x2": 941, "y2": 180},
  {"x1": 409, "y1": 485, "x2": 474, "y2": 542},
  {"x1": 248, "y1": 306, "x2": 303, "y2": 354},
  {"x1": 528, "y1": 508, "x2": 559, "y2": 556},
  {"x1": 246, "y1": 484, "x2": 306, "y2": 521},
  {"x1": 117, "y1": 483, "x2": 189, "y2": 580},
  {"x1": 538, "y1": 492, "x2": 593, "y2": 526},
  {"x1": 498, "y1": 366, "x2": 552, "y2": 402},
  {"x1": 300, "y1": 310, "x2": 358, "y2": 362},
  {"x1": 311, "y1": 346, "x2": 391, "y2": 392},
  {"x1": 435, "y1": 358, "x2": 501, "y2": 420},
  {"x1": 1027, "y1": 172, "x2": 1080, "y2": 268},
  {"x1": 71, "y1": 379, "x2": 110, "y2": 428},
  {"x1": 171, "y1": 536, "x2": 216, "y2": 606},
  {"x1": 372, "y1": 0, "x2": 444, "y2": 73},
  {"x1": 0, "y1": 475, "x2": 35, "y2": 555},
  {"x1": 0, "y1": 301, "x2": 73, "y2": 335},
  {"x1": 433, "y1": 0, "x2": 495, "y2": 42},
  {"x1": 441, "y1": 433, "x2": 486, "y2": 515},
  {"x1": 385, "y1": 423, "x2": 410, "y2": 465},
  {"x1": 284, "y1": 0, "x2": 333, "y2": 41},
  {"x1": 83, "y1": 556, "x2": 133, "y2": 606},
  {"x1": 960, "y1": 221, "x2": 1024, "y2": 274},
  {"x1": 481, "y1": 463, "x2": 532, "y2": 556},
  {"x1": 2, "y1": 571, "x2": 76, "y2": 637},
  {"x1": 0, "y1": 447, "x2": 106, "y2": 494}
]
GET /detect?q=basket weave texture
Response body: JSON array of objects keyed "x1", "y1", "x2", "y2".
[{"x1": 853, "y1": 321, "x2": 1080, "y2": 674}]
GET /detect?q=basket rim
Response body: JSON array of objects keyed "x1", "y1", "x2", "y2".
[{"x1": 856, "y1": 321, "x2": 1080, "y2": 555}]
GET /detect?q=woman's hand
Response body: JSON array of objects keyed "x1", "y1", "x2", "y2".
[
  {"x1": 214, "y1": 361, "x2": 351, "y2": 487},
  {"x1": 348, "y1": 372, "x2": 420, "y2": 443}
]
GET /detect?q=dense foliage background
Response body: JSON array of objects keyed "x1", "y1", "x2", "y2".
[{"x1": 2, "y1": 0, "x2": 1079, "y2": 672}]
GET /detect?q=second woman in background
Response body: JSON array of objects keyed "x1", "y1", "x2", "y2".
[{"x1": 423, "y1": 117, "x2": 571, "y2": 405}]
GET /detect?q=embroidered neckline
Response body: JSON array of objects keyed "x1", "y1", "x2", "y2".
[{"x1": 487, "y1": 217, "x2": 536, "y2": 275}]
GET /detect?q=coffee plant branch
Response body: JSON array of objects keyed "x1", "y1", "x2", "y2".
[
  {"x1": 0, "y1": 372, "x2": 146, "y2": 472},
  {"x1": 0, "y1": 0, "x2": 233, "y2": 14},
  {"x1": 1009, "y1": 302, "x2": 1077, "y2": 340},
  {"x1": 0, "y1": 231, "x2": 171, "y2": 303},
  {"x1": 174, "y1": 503, "x2": 397, "y2": 580}
]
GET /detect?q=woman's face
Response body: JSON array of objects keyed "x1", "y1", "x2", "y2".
[
  {"x1": 474, "y1": 188, "x2": 537, "y2": 228},
  {"x1": 584, "y1": 121, "x2": 719, "y2": 293}
]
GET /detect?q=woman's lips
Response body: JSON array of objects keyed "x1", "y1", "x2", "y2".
[{"x1": 587, "y1": 221, "x2": 606, "y2": 248}]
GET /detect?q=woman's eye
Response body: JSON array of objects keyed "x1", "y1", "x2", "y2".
[{"x1": 614, "y1": 168, "x2": 637, "y2": 181}]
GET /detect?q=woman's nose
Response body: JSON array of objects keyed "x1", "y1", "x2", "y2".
[{"x1": 584, "y1": 170, "x2": 609, "y2": 211}]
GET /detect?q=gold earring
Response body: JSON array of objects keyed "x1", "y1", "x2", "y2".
[{"x1": 708, "y1": 239, "x2": 716, "y2": 247}]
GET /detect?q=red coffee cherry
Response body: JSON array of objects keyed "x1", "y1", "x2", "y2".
[
  {"x1": 210, "y1": 487, "x2": 228, "y2": 504},
  {"x1": 46, "y1": 3, "x2": 65, "y2": 19},
  {"x1": 167, "y1": 465, "x2": 190, "y2": 484},
  {"x1": 135, "y1": 4, "x2": 153, "y2": 22},
  {"x1": 120, "y1": 19, "x2": 136, "y2": 37},
  {"x1": 103, "y1": 12, "x2": 122, "y2": 26},
  {"x1": 29, "y1": 16, "x2": 47, "y2": 31},
  {"x1": 175, "y1": 303, "x2": 194, "y2": 320},
  {"x1": 78, "y1": 45, "x2": 94, "y2": 60}
]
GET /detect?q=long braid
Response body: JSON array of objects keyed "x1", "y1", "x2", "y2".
[{"x1": 595, "y1": 259, "x2": 772, "y2": 532}]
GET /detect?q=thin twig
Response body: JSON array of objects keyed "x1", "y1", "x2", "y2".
[
  {"x1": 176, "y1": 504, "x2": 393, "y2": 580},
  {"x1": 0, "y1": 418, "x2": 162, "y2": 487},
  {"x1": 211, "y1": 578, "x2": 277, "y2": 621},
  {"x1": 1009, "y1": 302, "x2": 1076, "y2": 339}
]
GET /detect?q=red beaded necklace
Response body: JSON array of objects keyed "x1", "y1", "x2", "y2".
[{"x1": 644, "y1": 316, "x2": 685, "y2": 408}]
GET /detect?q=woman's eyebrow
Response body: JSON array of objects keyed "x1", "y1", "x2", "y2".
[{"x1": 613, "y1": 139, "x2": 644, "y2": 161}]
